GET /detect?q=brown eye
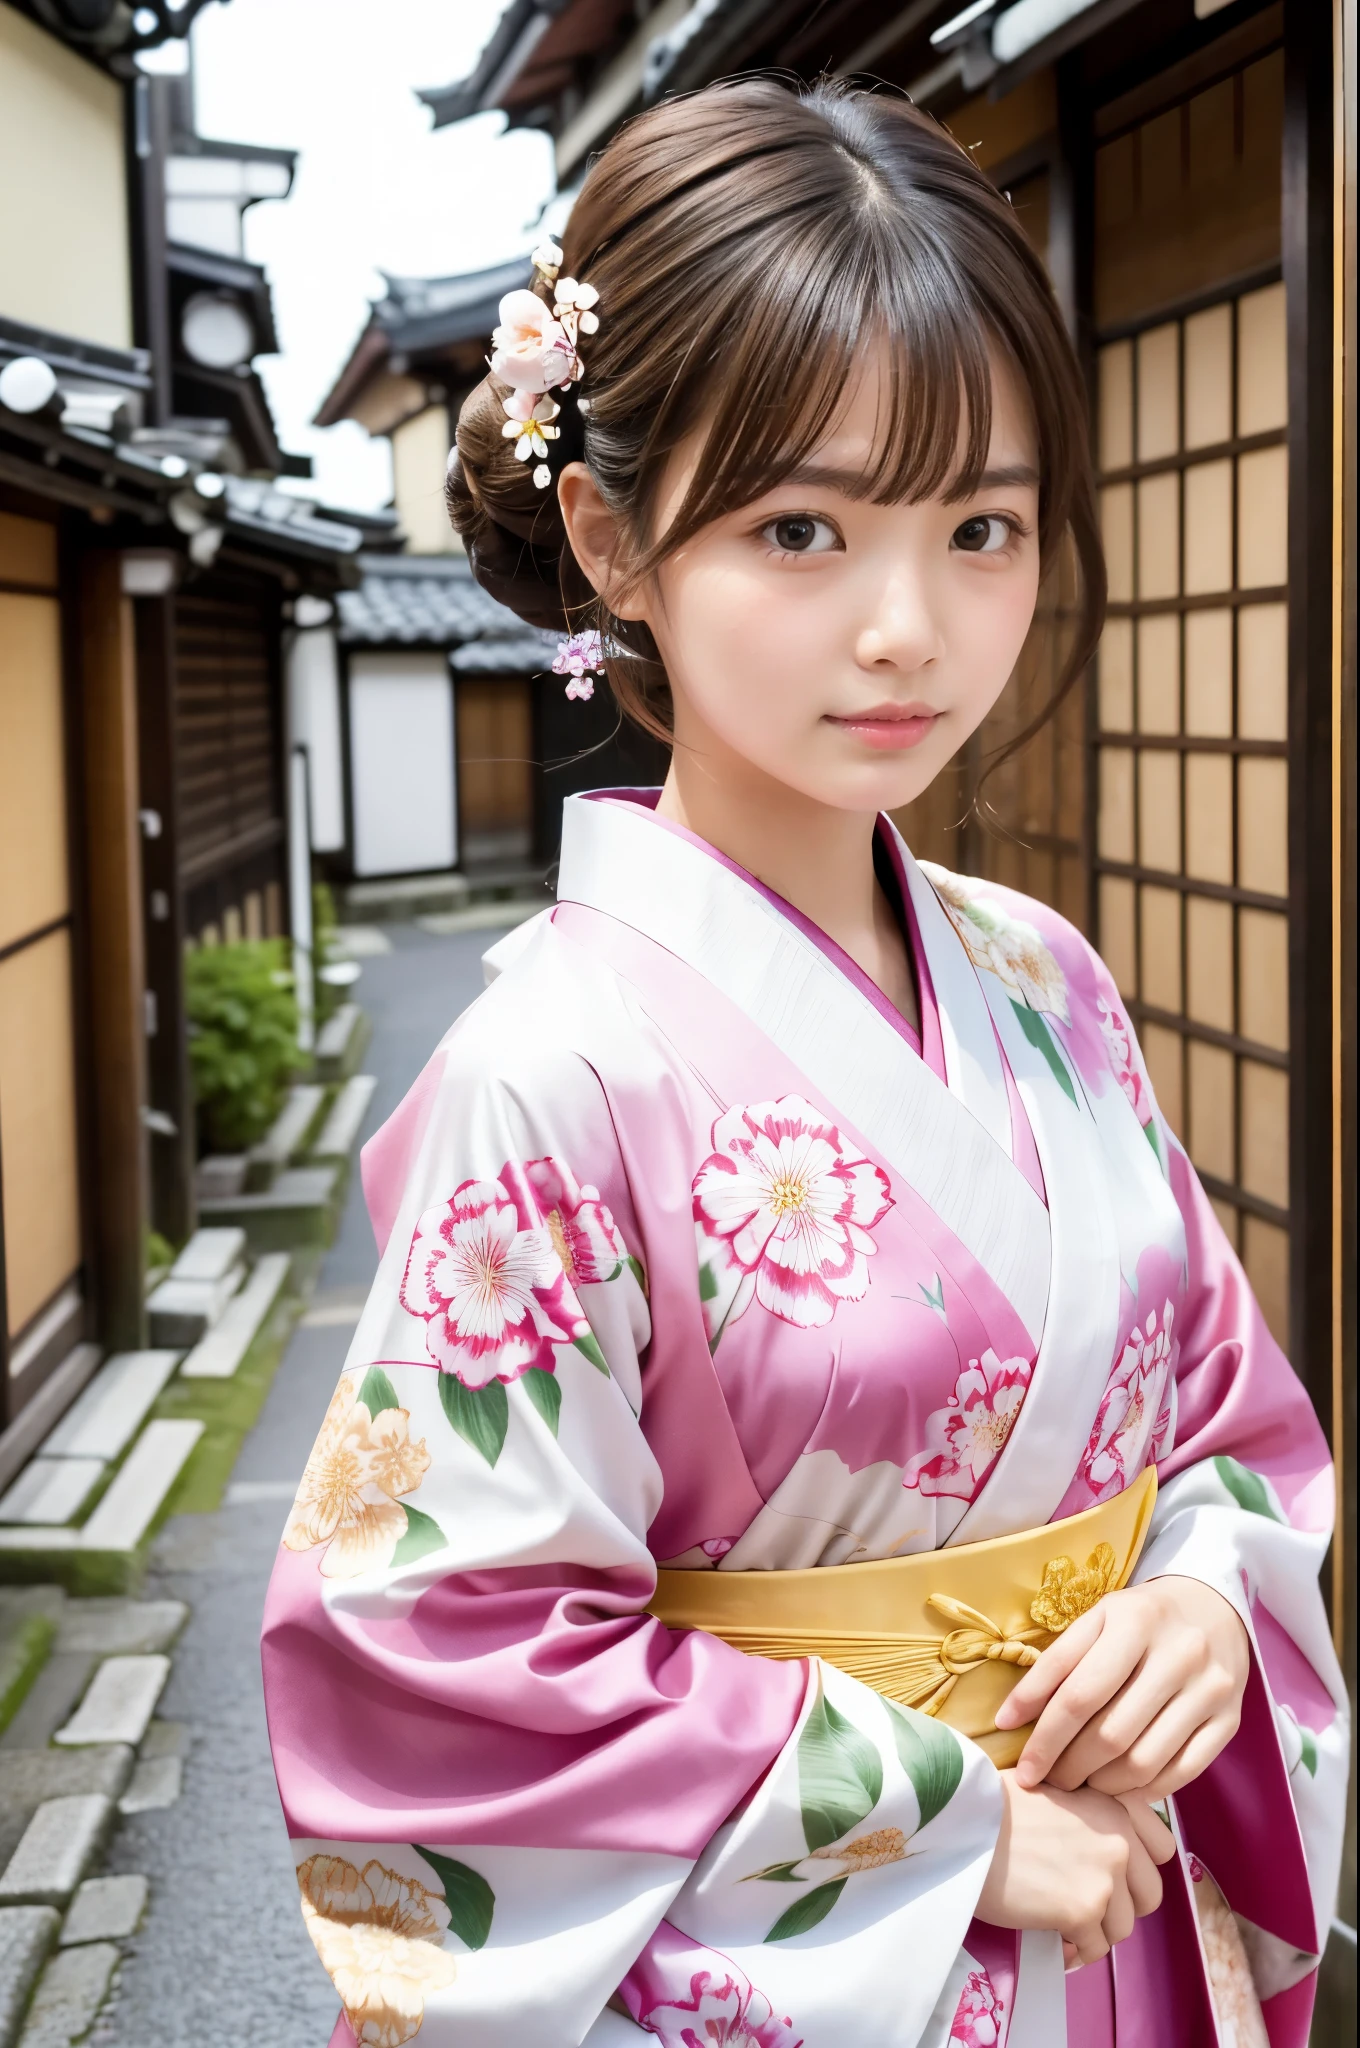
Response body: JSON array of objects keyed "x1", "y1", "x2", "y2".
[
  {"x1": 952, "y1": 515, "x2": 1010, "y2": 554},
  {"x1": 763, "y1": 515, "x2": 838, "y2": 555}
]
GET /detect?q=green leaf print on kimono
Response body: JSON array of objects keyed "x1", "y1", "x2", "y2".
[
  {"x1": 692, "y1": 1096, "x2": 892, "y2": 1351},
  {"x1": 921, "y1": 864, "x2": 1078, "y2": 1104},
  {"x1": 400, "y1": 1156, "x2": 633, "y2": 1465},
  {"x1": 743, "y1": 1675, "x2": 963, "y2": 1942}
]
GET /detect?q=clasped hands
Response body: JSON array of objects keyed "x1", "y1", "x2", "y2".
[{"x1": 975, "y1": 1575, "x2": 1250, "y2": 1966}]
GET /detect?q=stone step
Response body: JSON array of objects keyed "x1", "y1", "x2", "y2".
[
  {"x1": 0, "y1": 1908, "x2": 58, "y2": 2045},
  {"x1": 0, "y1": 1462, "x2": 101, "y2": 1531},
  {"x1": 179, "y1": 1254, "x2": 291, "y2": 1380},
  {"x1": 245, "y1": 1084, "x2": 327, "y2": 1192},
  {"x1": 145, "y1": 1265, "x2": 243, "y2": 1349},
  {"x1": 53, "y1": 1602, "x2": 185, "y2": 1660},
  {"x1": 17, "y1": 1938, "x2": 118, "y2": 2047},
  {"x1": 40, "y1": 1354, "x2": 181, "y2": 1466},
  {"x1": 315, "y1": 1002, "x2": 372, "y2": 1082},
  {"x1": 76, "y1": 1423, "x2": 203, "y2": 1556},
  {"x1": 0, "y1": 1796, "x2": 112, "y2": 1909},
  {"x1": 53, "y1": 1658, "x2": 168, "y2": 1752},
  {"x1": 310, "y1": 1074, "x2": 377, "y2": 1163},
  {"x1": 117, "y1": 1756, "x2": 180, "y2": 1814},
  {"x1": 59, "y1": 1875, "x2": 147, "y2": 1948},
  {"x1": 198, "y1": 1167, "x2": 340, "y2": 1252},
  {"x1": 0, "y1": 1751, "x2": 133, "y2": 1870},
  {"x1": 169, "y1": 1228, "x2": 245, "y2": 1284}
]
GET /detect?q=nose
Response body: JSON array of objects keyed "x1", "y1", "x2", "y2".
[{"x1": 853, "y1": 564, "x2": 945, "y2": 676}]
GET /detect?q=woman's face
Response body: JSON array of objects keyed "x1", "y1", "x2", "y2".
[{"x1": 575, "y1": 344, "x2": 1043, "y2": 817}]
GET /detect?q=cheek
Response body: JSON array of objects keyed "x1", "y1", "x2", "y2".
[
  {"x1": 947, "y1": 560, "x2": 1041, "y2": 700},
  {"x1": 659, "y1": 561, "x2": 833, "y2": 735}
]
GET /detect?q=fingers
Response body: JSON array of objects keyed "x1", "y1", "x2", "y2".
[
  {"x1": 1135, "y1": 1711, "x2": 1243, "y2": 1801},
  {"x1": 1014, "y1": 1620, "x2": 1147, "y2": 1789},
  {"x1": 1120, "y1": 1832, "x2": 1166, "y2": 1921},
  {"x1": 1042, "y1": 1656, "x2": 1185, "y2": 1791},
  {"x1": 1068, "y1": 1919, "x2": 1112, "y2": 1968},
  {"x1": 1119, "y1": 1796, "x2": 1178, "y2": 1867},
  {"x1": 995, "y1": 1606, "x2": 1105, "y2": 1731},
  {"x1": 1084, "y1": 1687, "x2": 1241, "y2": 1797}
]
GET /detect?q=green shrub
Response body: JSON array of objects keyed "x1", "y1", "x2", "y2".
[
  {"x1": 146, "y1": 1229, "x2": 176, "y2": 1274},
  {"x1": 186, "y1": 939, "x2": 302, "y2": 1155}
]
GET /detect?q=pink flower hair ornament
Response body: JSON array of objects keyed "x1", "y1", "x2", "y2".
[
  {"x1": 551, "y1": 629, "x2": 605, "y2": 701},
  {"x1": 488, "y1": 237, "x2": 599, "y2": 494}
]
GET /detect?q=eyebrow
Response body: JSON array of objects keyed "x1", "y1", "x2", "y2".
[{"x1": 763, "y1": 460, "x2": 1040, "y2": 497}]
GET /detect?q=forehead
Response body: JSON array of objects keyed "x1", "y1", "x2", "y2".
[{"x1": 816, "y1": 340, "x2": 1039, "y2": 479}]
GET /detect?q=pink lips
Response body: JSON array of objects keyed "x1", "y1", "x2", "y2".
[{"x1": 826, "y1": 702, "x2": 942, "y2": 752}]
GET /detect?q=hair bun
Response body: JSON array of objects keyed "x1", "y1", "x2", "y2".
[{"x1": 446, "y1": 373, "x2": 571, "y2": 630}]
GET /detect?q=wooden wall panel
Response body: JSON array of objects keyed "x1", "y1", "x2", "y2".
[
  {"x1": 0, "y1": 593, "x2": 69, "y2": 953},
  {"x1": 0, "y1": 929, "x2": 81, "y2": 1337}
]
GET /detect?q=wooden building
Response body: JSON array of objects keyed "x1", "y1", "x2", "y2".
[
  {"x1": 312, "y1": 265, "x2": 668, "y2": 889},
  {"x1": 435, "y1": 0, "x2": 1356, "y2": 2016},
  {"x1": 0, "y1": 2, "x2": 378, "y2": 1480}
]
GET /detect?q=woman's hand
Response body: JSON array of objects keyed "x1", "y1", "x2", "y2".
[
  {"x1": 976, "y1": 1772, "x2": 1175, "y2": 1965},
  {"x1": 995, "y1": 1575, "x2": 1251, "y2": 1799}
]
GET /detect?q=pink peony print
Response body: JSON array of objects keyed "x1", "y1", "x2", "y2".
[
  {"x1": 1097, "y1": 996, "x2": 1149, "y2": 1122},
  {"x1": 524, "y1": 1156, "x2": 631, "y2": 1286},
  {"x1": 949, "y1": 1968, "x2": 1003, "y2": 2047},
  {"x1": 1078, "y1": 1301, "x2": 1177, "y2": 1500},
  {"x1": 400, "y1": 1175, "x2": 586, "y2": 1388},
  {"x1": 638, "y1": 1969, "x2": 802, "y2": 2048},
  {"x1": 692, "y1": 1096, "x2": 892, "y2": 1339},
  {"x1": 904, "y1": 1350, "x2": 1033, "y2": 1501}
]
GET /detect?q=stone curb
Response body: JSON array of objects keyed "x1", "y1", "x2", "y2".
[{"x1": 0, "y1": 1799, "x2": 112, "y2": 1911}]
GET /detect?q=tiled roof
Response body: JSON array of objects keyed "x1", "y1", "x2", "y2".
[{"x1": 337, "y1": 553, "x2": 558, "y2": 672}]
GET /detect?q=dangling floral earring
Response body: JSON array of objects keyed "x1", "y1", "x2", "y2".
[{"x1": 552, "y1": 627, "x2": 605, "y2": 702}]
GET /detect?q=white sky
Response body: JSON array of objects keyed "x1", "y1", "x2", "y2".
[{"x1": 188, "y1": 0, "x2": 556, "y2": 509}]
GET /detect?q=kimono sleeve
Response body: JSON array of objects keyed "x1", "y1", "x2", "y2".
[
  {"x1": 261, "y1": 965, "x2": 1002, "y2": 2048},
  {"x1": 1087, "y1": 949, "x2": 1348, "y2": 2020}
]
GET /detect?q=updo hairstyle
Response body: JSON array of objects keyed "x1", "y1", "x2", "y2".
[{"x1": 447, "y1": 77, "x2": 1104, "y2": 748}]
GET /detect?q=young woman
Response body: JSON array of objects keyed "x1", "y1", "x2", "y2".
[{"x1": 263, "y1": 81, "x2": 1345, "y2": 2048}]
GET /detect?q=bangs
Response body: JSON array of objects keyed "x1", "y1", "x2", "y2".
[{"x1": 633, "y1": 196, "x2": 1002, "y2": 568}]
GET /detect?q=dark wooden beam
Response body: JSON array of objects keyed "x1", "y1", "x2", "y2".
[
  {"x1": 1283, "y1": 0, "x2": 1335, "y2": 1435},
  {"x1": 79, "y1": 552, "x2": 149, "y2": 1353},
  {"x1": 134, "y1": 588, "x2": 196, "y2": 1249}
]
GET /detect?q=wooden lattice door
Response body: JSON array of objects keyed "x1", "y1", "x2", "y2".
[{"x1": 1093, "y1": 279, "x2": 1289, "y2": 1343}]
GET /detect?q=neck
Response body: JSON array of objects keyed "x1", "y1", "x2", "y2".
[{"x1": 653, "y1": 733, "x2": 917, "y2": 1026}]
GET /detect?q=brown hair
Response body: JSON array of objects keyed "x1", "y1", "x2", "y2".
[{"x1": 448, "y1": 77, "x2": 1104, "y2": 751}]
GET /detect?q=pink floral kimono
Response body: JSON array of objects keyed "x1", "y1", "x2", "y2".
[{"x1": 262, "y1": 790, "x2": 1346, "y2": 2048}]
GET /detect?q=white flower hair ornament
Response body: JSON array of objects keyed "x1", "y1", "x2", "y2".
[{"x1": 489, "y1": 238, "x2": 599, "y2": 494}]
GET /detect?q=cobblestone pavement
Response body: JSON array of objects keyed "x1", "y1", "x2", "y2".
[{"x1": 92, "y1": 922, "x2": 507, "y2": 2048}]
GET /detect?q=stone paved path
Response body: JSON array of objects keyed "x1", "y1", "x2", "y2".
[{"x1": 92, "y1": 922, "x2": 506, "y2": 2048}]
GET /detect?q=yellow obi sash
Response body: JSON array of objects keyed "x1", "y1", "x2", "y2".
[{"x1": 650, "y1": 1467, "x2": 1157, "y2": 1767}]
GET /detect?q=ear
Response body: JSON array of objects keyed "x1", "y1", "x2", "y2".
[{"x1": 557, "y1": 463, "x2": 647, "y2": 622}]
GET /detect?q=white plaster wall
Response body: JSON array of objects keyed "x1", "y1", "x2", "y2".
[
  {"x1": 0, "y1": 6, "x2": 132, "y2": 346},
  {"x1": 286, "y1": 627, "x2": 346, "y2": 853},
  {"x1": 348, "y1": 652, "x2": 457, "y2": 877}
]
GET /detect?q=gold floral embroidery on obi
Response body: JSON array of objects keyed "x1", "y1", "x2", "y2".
[
  {"x1": 298, "y1": 1854, "x2": 457, "y2": 2048},
  {"x1": 871, "y1": 1542, "x2": 1122, "y2": 1717},
  {"x1": 1029, "y1": 1542, "x2": 1119, "y2": 1634}
]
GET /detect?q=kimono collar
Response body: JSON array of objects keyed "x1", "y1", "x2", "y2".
[{"x1": 555, "y1": 790, "x2": 1052, "y2": 1348}]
